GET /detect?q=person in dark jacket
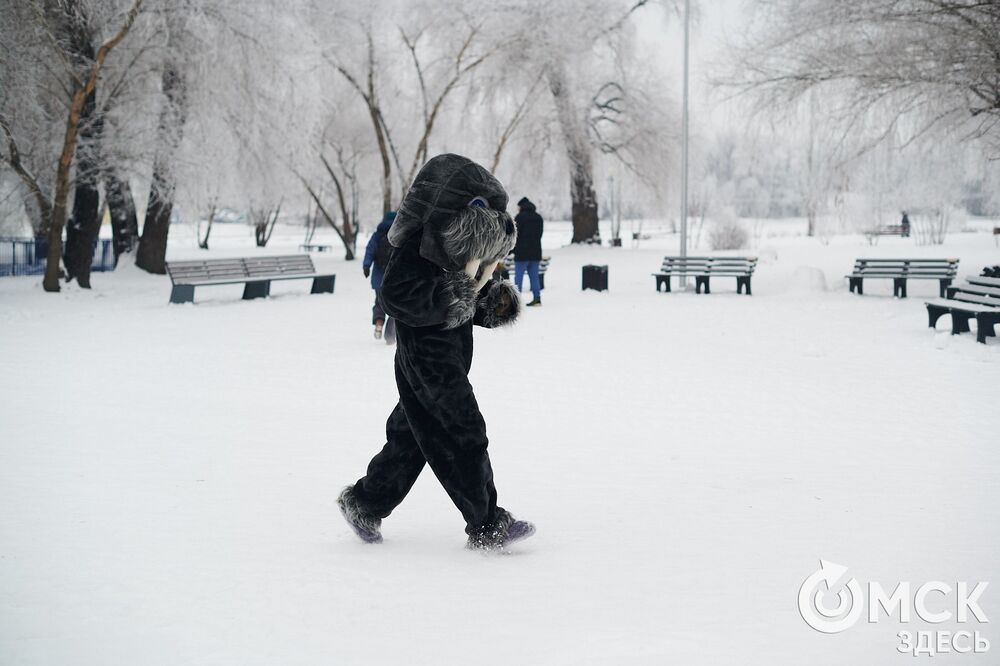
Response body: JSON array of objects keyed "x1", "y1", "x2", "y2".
[
  {"x1": 363, "y1": 211, "x2": 396, "y2": 341},
  {"x1": 513, "y1": 197, "x2": 544, "y2": 306},
  {"x1": 337, "y1": 154, "x2": 536, "y2": 551},
  {"x1": 900, "y1": 211, "x2": 911, "y2": 238}
]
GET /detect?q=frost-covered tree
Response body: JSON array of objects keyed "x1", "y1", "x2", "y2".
[
  {"x1": 0, "y1": 0, "x2": 143, "y2": 291},
  {"x1": 722, "y1": 0, "x2": 1000, "y2": 151},
  {"x1": 318, "y1": 0, "x2": 510, "y2": 215},
  {"x1": 497, "y1": 0, "x2": 678, "y2": 243}
]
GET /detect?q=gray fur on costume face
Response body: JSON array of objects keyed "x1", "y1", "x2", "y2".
[
  {"x1": 440, "y1": 271, "x2": 479, "y2": 330},
  {"x1": 440, "y1": 206, "x2": 517, "y2": 268}
]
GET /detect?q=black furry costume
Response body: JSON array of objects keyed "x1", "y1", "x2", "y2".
[{"x1": 347, "y1": 154, "x2": 525, "y2": 541}]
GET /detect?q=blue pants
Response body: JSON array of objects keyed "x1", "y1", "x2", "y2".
[{"x1": 514, "y1": 260, "x2": 541, "y2": 299}]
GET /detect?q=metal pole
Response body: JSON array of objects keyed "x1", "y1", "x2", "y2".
[{"x1": 680, "y1": 0, "x2": 690, "y2": 269}]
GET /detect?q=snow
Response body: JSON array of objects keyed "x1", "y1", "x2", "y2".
[{"x1": 1, "y1": 221, "x2": 998, "y2": 665}]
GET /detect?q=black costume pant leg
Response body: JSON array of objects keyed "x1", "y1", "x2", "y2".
[
  {"x1": 393, "y1": 351, "x2": 499, "y2": 533},
  {"x1": 352, "y1": 402, "x2": 426, "y2": 519}
]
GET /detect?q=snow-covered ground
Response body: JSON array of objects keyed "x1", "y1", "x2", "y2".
[{"x1": 1, "y1": 221, "x2": 998, "y2": 665}]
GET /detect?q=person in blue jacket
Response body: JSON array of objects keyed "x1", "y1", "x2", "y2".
[{"x1": 363, "y1": 211, "x2": 396, "y2": 341}]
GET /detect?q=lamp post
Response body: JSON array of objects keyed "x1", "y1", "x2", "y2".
[{"x1": 680, "y1": 0, "x2": 690, "y2": 267}]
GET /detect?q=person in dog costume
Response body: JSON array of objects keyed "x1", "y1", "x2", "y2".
[{"x1": 338, "y1": 154, "x2": 536, "y2": 551}]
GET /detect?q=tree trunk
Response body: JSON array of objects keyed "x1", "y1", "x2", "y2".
[
  {"x1": 368, "y1": 97, "x2": 393, "y2": 214},
  {"x1": 44, "y1": 89, "x2": 91, "y2": 291},
  {"x1": 547, "y1": 62, "x2": 600, "y2": 244},
  {"x1": 136, "y1": 167, "x2": 173, "y2": 273},
  {"x1": 136, "y1": 64, "x2": 185, "y2": 275},
  {"x1": 569, "y1": 168, "x2": 599, "y2": 243},
  {"x1": 302, "y1": 180, "x2": 354, "y2": 260},
  {"x1": 303, "y1": 204, "x2": 317, "y2": 244},
  {"x1": 253, "y1": 203, "x2": 281, "y2": 247},
  {"x1": 64, "y1": 84, "x2": 102, "y2": 287},
  {"x1": 105, "y1": 170, "x2": 138, "y2": 263},
  {"x1": 40, "y1": 0, "x2": 142, "y2": 291},
  {"x1": 198, "y1": 202, "x2": 215, "y2": 250},
  {"x1": 321, "y1": 154, "x2": 356, "y2": 259}
]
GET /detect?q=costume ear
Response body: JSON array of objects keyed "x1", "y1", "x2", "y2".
[{"x1": 387, "y1": 212, "x2": 422, "y2": 248}]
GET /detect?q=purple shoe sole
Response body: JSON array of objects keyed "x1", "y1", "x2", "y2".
[
  {"x1": 504, "y1": 520, "x2": 536, "y2": 545},
  {"x1": 340, "y1": 511, "x2": 382, "y2": 543},
  {"x1": 348, "y1": 523, "x2": 383, "y2": 544},
  {"x1": 337, "y1": 498, "x2": 383, "y2": 544}
]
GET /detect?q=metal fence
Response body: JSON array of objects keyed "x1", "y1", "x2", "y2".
[{"x1": 0, "y1": 237, "x2": 116, "y2": 277}]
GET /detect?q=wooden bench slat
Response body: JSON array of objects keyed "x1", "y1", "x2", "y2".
[
  {"x1": 951, "y1": 285, "x2": 1000, "y2": 298},
  {"x1": 926, "y1": 298, "x2": 999, "y2": 313},
  {"x1": 165, "y1": 254, "x2": 336, "y2": 304},
  {"x1": 173, "y1": 273, "x2": 335, "y2": 287},
  {"x1": 967, "y1": 275, "x2": 1000, "y2": 288},
  {"x1": 166, "y1": 255, "x2": 321, "y2": 286},
  {"x1": 948, "y1": 293, "x2": 1000, "y2": 307},
  {"x1": 852, "y1": 272, "x2": 956, "y2": 276},
  {"x1": 855, "y1": 258, "x2": 958, "y2": 263},
  {"x1": 653, "y1": 269, "x2": 750, "y2": 277}
]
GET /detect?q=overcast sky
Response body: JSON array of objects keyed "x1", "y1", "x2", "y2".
[{"x1": 638, "y1": 0, "x2": 748, "y2": 131}]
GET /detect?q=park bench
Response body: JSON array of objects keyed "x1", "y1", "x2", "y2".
[
  {"x1": 846, "y1": 258, "x2": 957, "y2": 298},
  {"x1": 925, "y1": 274, "x2": 1000, "y2": 343},
  {"x1": 864, "y1": 224, "x2": 910, "y2": 244},
  {"x1": 299, "y1": 243, "x2": 333, "y2": 252},
  {"x1": 165, "y1": 255, "x2": 335, "y2": 304},
  {"x1": 652, "y1": 256, "x2": 757, "y2": 295},
  {"x1": 501, "y1": 254, "x2": 551, "y2": 290}
]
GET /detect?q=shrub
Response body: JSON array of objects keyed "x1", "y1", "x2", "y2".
[{"x1": 708, "y1": 215, "x2": 749, "y2": 250}]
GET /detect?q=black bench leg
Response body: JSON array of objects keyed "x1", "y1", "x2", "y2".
[
  {"x1": 243, "y1": 280, "x2": 271, "y2": 300},
  {"x1": 893, "y1": 278, "x2": 907, "y2": 298},
  {"x1": 311, "y1": 275, "x2": 336, "y2": 294},
  {"x1": 736, "y1": 276, "x2": 752, "y2": 295},
  {"x1": 939, "y1": 278, "x2": 952, "y2": 298},
  {"x1": 849, "y1": 277, "x2": 862, "y2": 295},
  {"x1": 539, "y1": 273, "x2": 545, "y2": 290},
  {"x1": 951, "y1": 312, "x2": 973, "y2": 335},
  {"x1": 655, "y1": 275, "x2": 671, "y2": 292},
  {"x1": 926, "y1": 304, "x2": 948, "y2": 329},
  {"x1": 695, "y1": 276, "x2": 710, "y2": 294},
  {"x1": 976, "y1": 313, "x2": 999, "y2": 344},
  {"x1": 169, "y1": 284, "x2": 195, "y2": 304}
]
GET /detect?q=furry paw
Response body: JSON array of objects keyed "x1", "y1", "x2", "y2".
[
  {"x1": 475, "y1": 280, "x2": 520, "y2": 328},
  {"x1": 441, "y1": 271, "x2": 478, "y2": 329}
]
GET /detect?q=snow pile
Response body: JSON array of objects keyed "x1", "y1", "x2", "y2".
[{"x1": 785, "y1": 265, "x2": 829, "y2": 293}]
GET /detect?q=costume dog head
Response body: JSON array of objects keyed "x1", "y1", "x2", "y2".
[{"x1": 389, "y1": 154, "x2": 517, "y2": 281}]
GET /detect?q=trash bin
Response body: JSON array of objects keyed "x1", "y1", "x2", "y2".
[{"x1": 582, "y1": 264, "x2": 608, "y2": 291}]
